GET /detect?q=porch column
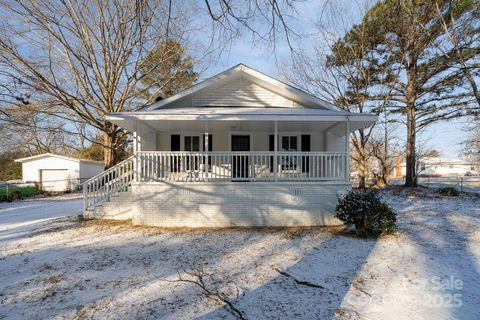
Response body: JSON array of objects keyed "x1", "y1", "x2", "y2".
[
  {"x1": 345, "y1": 117, "x2": 350, "y2": 182},
  {"x1": 134, "y1": 120, "x2": 141, "y2": 182},
  {"x1": 204, "y1": 122, "x2": 209, "y2": 181},
  {"x1": 274, "y1": 121, "x2": 278, "y2": 181}
]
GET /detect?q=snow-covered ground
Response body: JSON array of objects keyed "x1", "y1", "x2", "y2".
[
  {"x1": 0, "y1": 189, "x2": 479, "y2": 319},
  {"x1": 0, "y1": 193, "x2": 83, "y2": 243}
]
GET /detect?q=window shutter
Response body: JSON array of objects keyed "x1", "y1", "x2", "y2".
[
  {"x1": 269, "y1": 135, "x2": 274, "y2": 172},
  {"x1": 170, "y1": 135, "x2": 180, "y2": 172},
  {"x1": 301, "y1": 135, "x2": 310, "y2": 173},
  {"x1": 171, "y1": 134, "x2": 180, "y2": 151}
]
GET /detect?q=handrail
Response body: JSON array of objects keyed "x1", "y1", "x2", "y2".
[
  {"x1": 83, "y1": 155, "x2": 135, "y2": 210},
  {"x1": 83, "y1": 155, "x2": 135, "y2": 185}
]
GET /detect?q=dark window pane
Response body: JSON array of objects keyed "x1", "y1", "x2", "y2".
[
  {"x1": 171, "y1": 135, "x2": 180, "y2": 151},
  {"x1": 282, "y1": 136, "x2": 289, "y2": 151},
  {"x1": 290, "y1": 137, "x2": 297, "y2": 151},
  {"x1": 185, "y1": 136, "x2": 192, "y2": 151},
  {"x1": 192, "y1": 136, "x2": 199, "y2": 151}
]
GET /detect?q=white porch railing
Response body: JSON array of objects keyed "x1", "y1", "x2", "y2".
[
  {"x1": 83, "y1": 156, "x2": 135, "y2": 210},
  {"x1": 83, "y1": 151, "x2": 347, "y2": 210},
  {"x1": 137, "y1": 151, "x2": 347, "y2": 182}
]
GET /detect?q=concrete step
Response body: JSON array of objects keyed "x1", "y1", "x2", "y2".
[{"x1": 89, "y1": 190, "x2": 133, "y2": 221}]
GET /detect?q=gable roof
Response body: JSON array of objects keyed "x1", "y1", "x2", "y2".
[
  {"x1": 142, "y1": 63, "x2": 339, "y2": 111},
  {"x1": 15, "y1": 153, "x2": 104, "y2": 165}
]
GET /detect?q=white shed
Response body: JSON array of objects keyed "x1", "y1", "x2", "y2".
[{"x1": 15, "y1": 153, "x2": 104, "y2": 192}]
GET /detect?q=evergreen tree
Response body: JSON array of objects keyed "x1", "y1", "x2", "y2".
[
  {"x1": 140, "y1": 39, "x2": 198, "y2": 101},
  {"x1": 338, "y1": 0, "x2": 479, "y2": 186}
]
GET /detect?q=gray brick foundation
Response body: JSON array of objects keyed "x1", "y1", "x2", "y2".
[{"x1": 128, "y1": 182, "x2": 349, "y2": 227}]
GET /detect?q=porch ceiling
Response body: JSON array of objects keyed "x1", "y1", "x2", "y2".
[{"x1": 107, "y1": 107, "x2": 377, "y2": 135}]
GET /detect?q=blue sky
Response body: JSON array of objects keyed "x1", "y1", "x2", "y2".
[{"x1": 198, "y1": 0, "x2": 469, "y2": 159}]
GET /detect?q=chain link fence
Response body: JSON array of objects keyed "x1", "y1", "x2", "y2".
[
  {"x1": 0, "y1": 178, "x2": 87, "y2": 201},
  {"x1": 368, "y1": 176, "x2": 480, "y2": 193}
]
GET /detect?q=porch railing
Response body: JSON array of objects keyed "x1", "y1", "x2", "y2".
[
  {"x1": 137, "y1": 151, "x2": 347, "y2": 182},
  {"x1": 83, "y1": 151, "x2": 348, "y2": 210},
  {"x1": 83, "y1": 155, "x2": 135, "y2": 210}
]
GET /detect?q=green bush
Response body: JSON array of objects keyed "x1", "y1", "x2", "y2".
[
  {"x1": 335, "y1": 189, "x2": 397, "y2": 237},
  {"x1": 0, "y1": 185, "x2": 40, "y2": 202},
  {"x1": 437, "y1": 186, "x2": 460, "y2": 196}
]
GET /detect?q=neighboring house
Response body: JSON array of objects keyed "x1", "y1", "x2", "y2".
[
  {"x1": 394, "y1": 157, "x2": 480, "y2": 177},
  {"x1": 15, "y1": 153, "x2": 104, "y2": 192},
  {"x1": 83, "y1": 64, "x2": 377, "y2": 227}
]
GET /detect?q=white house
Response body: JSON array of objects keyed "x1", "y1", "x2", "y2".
[
  {"x1": 83, "y1": 64, "x2": 377, "y2": 227},
  {"x1": 395, "y1": 157, "x2": 480, "y2": 177},
  {"x1": 15, "y1": 153, "x2": 104, "y2": 192}
]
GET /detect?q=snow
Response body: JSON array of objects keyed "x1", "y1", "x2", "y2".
[
  {"x1": 0, "y1": 193, "x2": 83, "y2": 242},
  {"x1": 0, "y1": 189, "x2": 479, "y2": 319}
]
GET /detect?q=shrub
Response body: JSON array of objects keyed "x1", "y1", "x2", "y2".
[
  {"x1": 335, "y1": 189, "x2": 397, "y2": 237},
  {"x1": 437, "y1": 186, "x2": 459, "y2": 196}
]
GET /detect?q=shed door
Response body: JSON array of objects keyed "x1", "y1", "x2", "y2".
[{"x1": 41, "y1": 169, "x2": 69, "y2": 192}]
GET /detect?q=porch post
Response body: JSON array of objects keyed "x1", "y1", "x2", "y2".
[
  {"x1": 134, "y1": 120, "x2": 141, "y2": 182},
  {"x1": 204, "y1": 122, "x2": 209, "y2": 181},
  {"x1": 274, "y1": 121, "x2": 278, "y2": 181},
  {"x1": 345, "y1": 117, "x2": 350, "y2": 182}
]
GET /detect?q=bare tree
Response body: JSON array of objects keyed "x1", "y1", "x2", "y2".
[
  {"x1": 463, "y1": 119, "x2": 480, "y2": 162},
  {"x1": 369, "y1": 109, "x2": 401, "y2": 187},
  {"x1": 0, "y1": 103, "x2": 77, "y2": 155},
  {"x1": 284, "y1": 1, "x2": 387, "y2": 188},
  {"x1": 0, "y1": 0, "x2": 300, "y2": 168},
  {"x1": 435, "y1": 2, "x2": 480, "y2": 110}
]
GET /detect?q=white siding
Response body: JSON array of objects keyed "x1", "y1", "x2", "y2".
[
  {"x1": 22, "y1": 157, "x2": 80, "y2": 183},
  {"x1": 325, "y1": 132, "x2": 345, "y2": 152},
  {"x1": 156, "y1": 131, "x2": 328, "y2": 152},
  {"x1": 79, "y1": 162, "x2": 104, "y2": 182},
  {"x1": 167, "y1": 77, "x2": 302, "y2": 108},
  {"x1": 139, "y1": 126, "x2": 157, "y2": 151},
  {"x1": 21, "y1": 156, "x2": 103, "y2": 191}
]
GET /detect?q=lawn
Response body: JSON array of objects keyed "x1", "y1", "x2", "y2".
[
  {"x1": 0, "y1": 186, "x2": 39, "y2": 201},
  {"x1": 0, "y1": 188, "x2": 479, "y2": 319}
]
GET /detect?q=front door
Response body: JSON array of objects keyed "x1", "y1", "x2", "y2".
[{"x1": 231, "y1": 135, "x2": 250, "y2": 179}]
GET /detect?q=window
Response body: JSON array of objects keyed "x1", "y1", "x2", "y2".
[
  {"x1": 184, "y1": 136, "x2": 200, "y2": 152},
  {"x1": 184, "y1": 136, "x2": 200, "y2": 170},
  {"x1": 281, "y1": 136, "x2": 298, "y2": 151},
  {"x1": 281, "y1": 135, "x2": 298, "y2": 170}
]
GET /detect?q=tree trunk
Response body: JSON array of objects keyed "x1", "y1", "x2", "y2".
[
  {"x1": 103, "y1": 133, "x2": 116, "y2": 169},
  {"x1": 102, "y1": 122, "x2": 122, "y2": 169},
  {"x1": 375, "y1": 167, "x2": 388, "y2": 187},
  {"x1": 357, "y1": 153, "x2": 367, "y2": 189},
  {"x1": 462, "y1": 68, "x2": 480, "y2": 109},
  {"x1": 405, "y1": 105, "x2": 417, "y2": 187}
]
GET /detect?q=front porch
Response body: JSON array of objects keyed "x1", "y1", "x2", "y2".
[
  {"x1": 84, "y1": 116, "x2": 363, "y2": 225},
  {"x1": 129, "y1": 115, "x2": 358, "y2": 183},
  {"x1": 137, "y1": 151, "x2": 347, "y2": 182}
]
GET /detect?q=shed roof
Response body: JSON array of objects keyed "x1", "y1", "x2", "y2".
[{"x1": 15, "y1": 153, "x2": 104, "y2": 165}]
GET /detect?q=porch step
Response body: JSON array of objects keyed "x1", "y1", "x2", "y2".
[{"x1": 85, "y1": 190, "x2": 133, "y2": 221}]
